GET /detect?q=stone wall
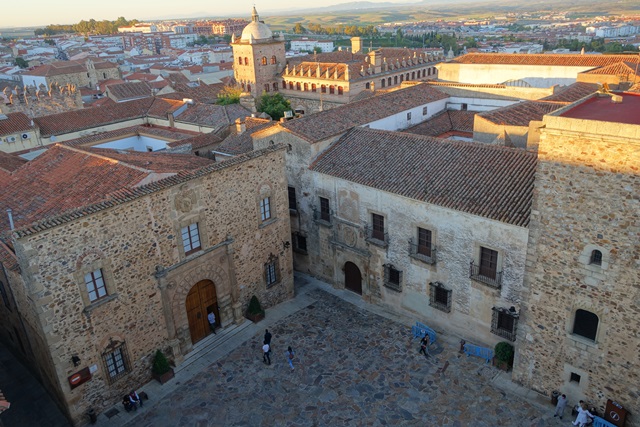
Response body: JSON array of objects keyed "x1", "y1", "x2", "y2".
[
  {"x1": 9, "y1": 146, "x2": 293, "y2": 426},
  {"x1": 513, "y1": 119, "x2": 640, "y2": 422}
]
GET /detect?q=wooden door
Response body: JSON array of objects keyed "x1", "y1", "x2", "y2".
[
  {"x1": 344, "y1": 262, "x2": 362, "y2": 295},
  {"x1": 186, "y1": 280, "x2": 218, "y2": 344}
]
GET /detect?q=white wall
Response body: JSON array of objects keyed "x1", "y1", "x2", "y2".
[
  {"x1": 366, "y1": 98, "x2": 449, "y2": 131},
  {"x1": 94, "y1": 135, "x2": 169, "y2": 152},
  {"x1": 447, "y1": 96, "x2": 517, "y2": 112}
]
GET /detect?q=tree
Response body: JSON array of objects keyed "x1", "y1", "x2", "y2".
[
  {"x1": 14, "y1": 57, "x2": 28, "y2": 68},
  {"x1": 293, "y1": 23, "x2": 307, "y2": 35},
  {"x1": 313, "y1": 46, "x2": 322, "y2": 54},
  {"x1": 257, "y1": 92, "x2": 291, "y2": 120},
  {"x1": 216, "y1": 85, "x2": 243, "y2": 105}
]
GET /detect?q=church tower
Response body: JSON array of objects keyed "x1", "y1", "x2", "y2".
[{"x1": 231, "y1": 7, "x2": 286, "y2": 98}]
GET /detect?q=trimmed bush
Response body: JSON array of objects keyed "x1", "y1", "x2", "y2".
[
  {"x1": 494, "y1": 342, "x2": 514, "y2": 365},
  {"x1": 152, "y1": 349, "x2": 171, "y2": 375}
]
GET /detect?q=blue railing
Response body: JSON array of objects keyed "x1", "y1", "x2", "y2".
[
  {"x1": 593, "y1": 417, "x2": 617, "y2": 427},
  {"x1": 411, "y1": 322, "x2": 437, "y2": 344},
  {"x1": 463, "y1": 343, "x2": 494, "y2": 363}
]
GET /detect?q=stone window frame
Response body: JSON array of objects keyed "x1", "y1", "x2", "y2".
[
  {"x1": 175, "y1": 212, "x2": 210, "y2": 260},
  {"x1": 181, "y1": 222, "x2": 202, "y2": 256},
  {"x1": 469, "y1": 243, "x2": 503, "y2": 289},
  {"x1": 85, "y1": 269, "x2": 108, "y2": 303},
  {"x1": 383, "y1": 263, "x2": 402, "y2": 292},
  {"x1": 264, "y1": 254, "x2": 281, "y2": 288},
  {"x1": 257, "y1": 184, "x2": 278, "y2": 228},
  {"x1": 578, "y1": 244, "x2": 609, "y2": 272},
  {"x1": 292, "y1": 231, "x2": 308, "y2": 255},
  {"x1": 571, "y1": 308, "x2": 600, "y2": 343},
  {"x1": 366, "y1": 211, "x2": 388, "y2": 247},
  {"x1": 429, "y1": 281, "x2": 451, "y2": 313},
  {"x1": 409, "y1": 224, "x2": 437, "y2": 265},
  {"x1": 75, "y1": 255, "x2": 118, "y2": 311},
  {"x1": 490, "y1": 306, "x2": 518, "y2": 341},
  {"x1": 101, "y1": 339, "x2": 131, "y2": 384},
  {"x1": 566, "y1": 304, "x2": 604, "y2": 348}
]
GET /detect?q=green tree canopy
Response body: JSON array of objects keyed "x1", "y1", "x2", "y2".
[
  {"x1": 14, "y1": 57, "x2": 28, "y2": 68},
  {"x1": 257, "y1": 93, "x2": 291, "y2": 121},
  {"x1": 216, "y1": 85, "x2": 243, "y2": 105}
]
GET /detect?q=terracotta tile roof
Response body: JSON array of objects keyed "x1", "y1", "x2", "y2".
[
  {"x1": 450, "y1": 53, "x2": 640, "y2": 68},
  {"x1": 0, "y1": 150, "x2": 27, "y2": 173},
  {"x1": 540, "y1": 82, "x2": 599, "y2": 103},
  {"x1": 23, "y1": 59, "x2": 118, "y2": 77},
  {"x1": 62, "y1": 125, "x2": 199, "y2": 148},
  {"x1": 217, "y1": 119, "x2": 274, "y2": 155},
  {"x1": 311, "y1": 127, "x2": 536, "y2": 226},
  {"x1": 35, "y1": 98, "x2": 153, "y2": 136},
  {"x1": 0, "y1": 112, "x2": 33, "y2": 135},
  {"x1": 405, "y1": 110, "x2": 475, "y2": 137},
  {"x1": 0, "y1": 144, "x2": 211, "y2": 236},
  {"x1": 106, "y1": 81, "x2": 153, "y2": 101},
  {"x1": 582, "y1": 61, "x2": 640, "y2": 77},
  {"x1": 0, "y1": 241, "x2": 19, "y2": 271},
  {"x1": 175, "y1": 103, "x2": 250, "y2": 128},
  {"x1": 477, "y1": 101, "x2": 566, "y2": 127},
  {"x1": 168, "y1": 132, "x2": 224, "y2": 151},
  {"x1": 279, "y1": 83, "x2": 449, "y2": 143}
]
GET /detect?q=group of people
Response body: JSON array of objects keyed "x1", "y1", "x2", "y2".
[
  {"x1": 261, "y1": 329, "x2": 295, "y2": 371},
  {"x1": 554, "y1": 394, "x2": 598, "y2": 426},
  {"x1": 122, "y1": 390, "x2": 143, "y2": 412}
]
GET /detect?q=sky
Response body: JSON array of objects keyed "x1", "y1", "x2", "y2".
[{"x1": 0, "y1": 0, "x2": 411, "y2": 28}]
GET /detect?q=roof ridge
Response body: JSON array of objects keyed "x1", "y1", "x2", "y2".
[{"x1": 63, "y1": 145, "x2": 154, "y2": 173}]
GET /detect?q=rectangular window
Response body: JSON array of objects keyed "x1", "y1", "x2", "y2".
[
  {"x1": 429, "y1": 281, "x2": 451, "y2": 313},
  {"x1": 102, "y1": 341, "x2": 129, "y2": 383},
  {"x1": 288, "y1": 186, "x2": 297, "y2": 211},
  {"x1": 181, "y1": 223, "x2": 201, "y2": 255},
  {"x1": 372, "y1": 213, "x2": 385, "y2": 241},
  {"x1": 479, "y1": 247, "x2": 498, "y2": 280},
  {"x1": 422, "y1": 106, "x2": 428, "y2": 116},
  {"x1": 265, "y1": 258, "x2": 279, "y2": 287},
  {"x1": 383, "y1": 264, "x2": 402, "y2": 292},
  {"x1": 320, "y1": 197, "x2": 331, "y2": 222},
  {"x1": 417, "y1": 227, "x2": 432, "y2": 257},
  {"x1": 491, "y1": 307, "x2": 518, "y2": 341},
  {"x1": 407, "y1": 112, "x2": 412, "y2": 120},
  {"x1": 85, "y1": 269, "x2": 107, "y2": 303},
  {"x1": 0, "y1": 281, "x2": 11, "y2": 310},
  {"x1": 260, "y1": 197, "x2": 271, "y2": 221},
  {"x1": 292, "y1": 232, "x2": 308, "y2": 254},
  {"x1": 461, "y1": 103, "x2": 468, "y2": 111}
]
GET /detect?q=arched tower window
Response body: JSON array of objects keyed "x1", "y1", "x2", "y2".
[
  {"x1": 271, "y1": 56, "x2": 277, "y2": 64},
  {"x1": 338, "y1": 86, "x2": 343, "y2": 95},
  {"x1": 238, "y1": 57, "x2": 242, "y2": 65},
  {"x1": 573, "y1": 309, "x2": 599, "y2": 341},
  {"x1": 590, "y1": 250, "x2": 602, "y2": 266},
  {"x1": 261, "y1": 56, "x2": 267, "y2": 65},
  {"x1": 244, "y1": 57, "x2": 249, "y2": 65}
]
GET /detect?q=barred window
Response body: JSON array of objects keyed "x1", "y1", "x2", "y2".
[
  {"x1": 181, "y1": 223, "x2": 201, "y2": 255},
  {"x1": 260, "y1": 197, "x2": 271, "y2": 221},
  {"x1": 429, "y1": 282, "x2": 451, "y2": 313},
  {"x1": 85, "y1": 269, "x2": 107, "y2": 303},
  {"x1": 589, "y1": 250, "x2": 602, "y2": 266},
  {"x1": 372, "y1": 214, "x2": 385, "y2": 241},
  {"x1": 383, "y1": 264, "x2": 402, "y2": 292},
  {"x1": 265, "y1": 255, "x2": 280, "y2": 287},
  {"x1": 102, "y1": 340, "x2": 130, "y2": 383},
  {"x1": 320, "y1": 197, "x2": 331, "y2": 222},
  {"x1": 288, "y1": 186, "x2": 297, "y2": 211},
  {"x1": 573, "y1": 309, "x2": 598, "y2": 341},
  {"x1": 491, "y1": 307, "x2": 518, "y2": 341}
]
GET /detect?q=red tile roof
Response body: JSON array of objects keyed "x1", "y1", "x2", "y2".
[
  {"x1": 582, "y1": 61, "x2": 640, "y2": 77},
  {"x1": 23, "y1": 59, "x2": 118, "y2": 77},
  {"x1": 477, "y1": 101, "x2": 566, "y2": 127},
  {"x1": 405, "y1": 110, "x2": 475, "y2": 137},
  {"x1": 0, "y1": 113, "x2": 33, "y2": 135},
  {"x1": 311, "y1": 127, "x2": 536, "y2": 226},
  {"x1": 175, "y1": 103, "x2": 250, "y2": 128},
  {"x1": 278, "y1": 83, "x2": 449, "y2": 143},
  {"x1": 450, "y1": 53, "x2": 640, "y2": 68},
  {"x1": 540, "y1": 82, "x2": 599, "y2": 103},
  {"x1": 0, "y1": 151, "x2": 27, "y2": 173},
  {"x1": 106, "y1": 81, "x2": 153, "y2": 101}
]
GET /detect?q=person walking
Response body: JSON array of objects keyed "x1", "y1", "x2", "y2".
[
  {"x1": 262, "y1": 341, "x2": 271, "y2": 365},
  {"x1": 286, "y1": 346, "x2": 295, "y2": 371},
  {"x1": 264, "y1": 329, "x2": 272, "y2": 345},
  {"x1": 554, "y1": 393, "x2": 568, "y2": 419},
  {"x1": 419, "y1": 334, "x2": 430, "y2": 358},
  {"x1": 207, "y1": 310, "x2": 216, "y2": 334}
]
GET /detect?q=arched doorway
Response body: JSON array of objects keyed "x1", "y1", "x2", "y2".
[
  {"x1": 185, "y1": 280, "x2": 219, "y2": 344},
  {"x1": 344, "y1": 262, "x2": 362, "y2": 295}
]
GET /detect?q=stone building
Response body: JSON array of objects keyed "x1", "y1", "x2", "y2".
[
  {"x1": 21, "y1": 58, "x2": 121, "y2": 90},
  {"x1": 512, "y1": 92, "x2": 640, "y2": 422},
  {"x1": 231, "y1": 8, "x2": 442, "y2": 114},
  {"x1": 0, "y1": 143, "x2": 293, "y2": 426}
]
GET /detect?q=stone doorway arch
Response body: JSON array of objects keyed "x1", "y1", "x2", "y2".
[
  {"x1": 344, "y1": 261, "x2": 362, "y2": 295},
  {"x1": 185, "y1": 280, "x2": 219, "y2": 344}
]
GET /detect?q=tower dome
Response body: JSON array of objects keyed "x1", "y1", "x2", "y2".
[{"x1": 240, "y1": 7, "x2": 273, "y2": 43}]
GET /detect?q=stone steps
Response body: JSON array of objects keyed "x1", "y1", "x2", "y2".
[{"x1": 175, "y1": 320, "x2": 253, "y2": 374}]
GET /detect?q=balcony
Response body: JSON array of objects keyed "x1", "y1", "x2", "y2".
[
  {"x1": 365, "y1": 225, "x2": 388, "y2": 248},
  {"x1": 469, "y1": 261, "x2": 502, "y2": 289},
  {"x1": 312, "y1": 207, "x2": 333, "y2": 228},
  {"x1": 408, "y1": 238, "x2": 436, "y2": 265}
]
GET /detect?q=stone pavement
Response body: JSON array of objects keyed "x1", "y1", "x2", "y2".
[
  {"x1": 100, "y1": 273, "x2": 573, "y2": 427},
  {"x1": 0, "y1": 340, "x2": 70, "y2": 427}
]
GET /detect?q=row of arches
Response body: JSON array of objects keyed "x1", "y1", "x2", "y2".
[
  {"x1": 281, "y1": 81, "x2": 345, "y2": 95},
  {"x1": 237, "y1": 56, "x2": 278, "y2": 66}
]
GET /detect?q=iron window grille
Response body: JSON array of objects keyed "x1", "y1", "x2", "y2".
[
  {"x1": 292, "y1": 232, "x2": 308, "y2": 255},
  {"x1": 85, "y1": 269, "x2": 108, "y2": 303},
  {"x1": 181, "y1": 223, "x2": 201, "y2": 256},
  {"x1": 383, "y1": 264, "x2": 402, "y2": 292},
  {"x1": 288, "y1": 186, "x2": 297, "y2": 212},
  {"x1": 491, "y1": 307, "x2": 518, "y2": 341},
  {"x1": 102, "y1": 339, "x2": 130, "y2": 384},
  {"x1": 265, "y1": 253, "x2": 280, "y2": 288},
  {"x1": 429, "y1": 281, "x2": 451, "y2": 313},
  {"x1": 589, "y1": 250, "x2": 602, "y2": 266},
  {"x1": 260, "y1": 197, "x2": 271, "y2": 222}
]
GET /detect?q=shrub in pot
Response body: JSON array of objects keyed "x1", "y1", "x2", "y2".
[
  {"x1": 152, "y1": 349, "x2": 174, "y2": 384},
  {"x1": 493, "y1": 342, "x2": 514, "y2": 371},
  {"x1": 246, "y1": 295, "x2": 265, "y2": 323}
]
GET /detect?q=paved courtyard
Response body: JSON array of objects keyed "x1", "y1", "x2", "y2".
[{"x1": 123, "y1": 276, "x2": 570, "y2": 427}]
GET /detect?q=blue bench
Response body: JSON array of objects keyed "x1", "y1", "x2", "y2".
[
  {"x1": 593, "y1": 417, "x2": 617, "y2": 427},
  {"x1": 463, "y1": 343, "x2": 493, "y2": 363},
  {"x1": 411, "y1": 322, "x2": 437, "y2": 344}
]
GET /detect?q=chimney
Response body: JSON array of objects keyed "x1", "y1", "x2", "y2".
[
  {"x1": 351, "y1": 37, "x2": 362, "y2": 54},
  {"x1": 235, "y1": 118, "x2": 246, "y2": 134}
]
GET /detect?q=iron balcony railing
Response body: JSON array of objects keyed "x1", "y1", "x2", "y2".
[
  {"x1": 365, "y1": 225, "x2": 388, "y2": 247},
  {"x1": 469, "y1": 261, "x2": 502, "y2": 289},
  {"x1": 408, "y1": 238, "x2": 436, "y2": 265}
]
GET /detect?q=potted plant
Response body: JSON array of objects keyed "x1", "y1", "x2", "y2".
[
  {"x1": 152, "y1": 349, "x2": 175, "y2": 384},
  {"x1": 493, "y1": 342, "x2": 514, "y2": 371},
  {"x1": 246, "y1": 295, "x2": 265, "y2": 323}
]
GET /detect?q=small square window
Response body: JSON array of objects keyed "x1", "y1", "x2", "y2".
[
  {"x1": 461, "y1": 103, "x2": 468, "y2": 111},
  {"x1": 181, "y1": 223, "x2": 201, "y2": 255},
  {"x1": 422, "y1": 106, "x2": 428, "y2": 116},
  {"x1": 383, "y1": 264, "x2": 402, "y2": 292},
  {"x1": 570, "y1": 372, "x2": 581, "y2": 383},
  {"x1": 407, "y1": 112, "x2": 412, "y2": 120},
  {"x1": 85, "y1": 269, "x2": 107, "y2": 303},
  {"x1": 292, "y1": 232, "x2": 307, "y2": 254},
  {"x1": 260, "y1": 197, "x2": 271, "y2": 221}
]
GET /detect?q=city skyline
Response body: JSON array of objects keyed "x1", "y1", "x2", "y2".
[{"x1": 1, "y1": 0, "x2": 416, "y2": 28}]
